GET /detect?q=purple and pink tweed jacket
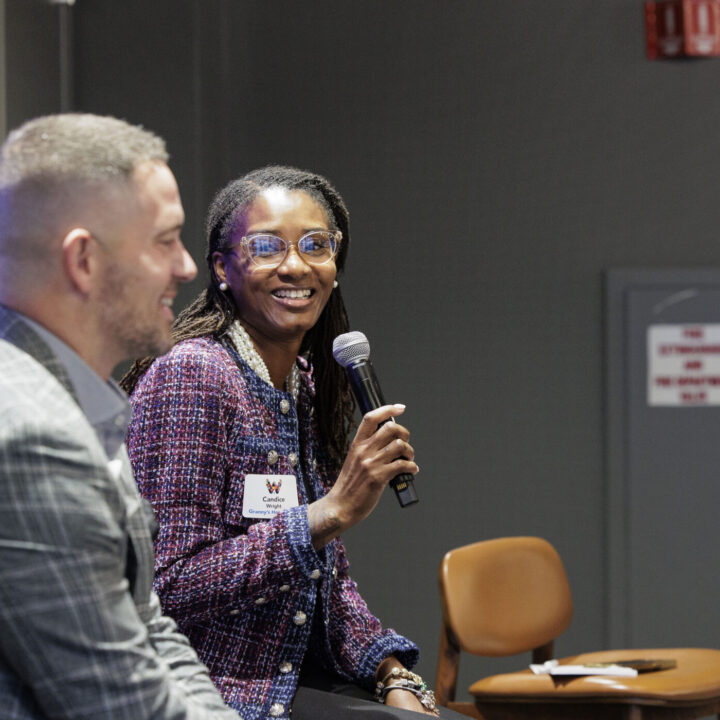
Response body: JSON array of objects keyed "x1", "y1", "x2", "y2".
[{"x1": 126, "y1": 336, "x2": 419, "y2": 720}]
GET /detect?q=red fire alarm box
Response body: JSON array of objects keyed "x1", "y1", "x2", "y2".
[{"x1": 645, "y1": 0, "x2": 720, "y2": 58}]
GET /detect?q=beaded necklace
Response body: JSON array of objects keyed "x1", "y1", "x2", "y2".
[{"x1": 225, "y1": 320, "x2": 301, "y2": 403}]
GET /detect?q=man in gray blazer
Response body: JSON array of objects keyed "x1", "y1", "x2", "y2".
[{"x1": 0, "y1": 114, "x2": 240, "y2": 720}]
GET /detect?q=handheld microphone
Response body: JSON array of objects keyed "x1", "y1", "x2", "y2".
[{"x1": 332, "y1": 331, "x2": 419, "y2": 508}]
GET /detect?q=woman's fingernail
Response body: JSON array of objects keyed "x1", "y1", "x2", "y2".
[{"x1": 393, "y1": 403, "x2": 406, "y2": 410}]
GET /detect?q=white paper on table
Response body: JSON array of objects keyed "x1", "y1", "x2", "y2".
[{"x1": 529, "y1": 659, "x2": 638, "y2": 677}]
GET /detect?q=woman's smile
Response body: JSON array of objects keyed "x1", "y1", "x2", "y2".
[{"x1": 271, "y1": 286, "x2": 315, "y2": 303}]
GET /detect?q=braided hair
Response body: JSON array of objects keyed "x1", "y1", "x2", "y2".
[{"x1": 121, "y1": 165, "x2": 355, "y2": 464}]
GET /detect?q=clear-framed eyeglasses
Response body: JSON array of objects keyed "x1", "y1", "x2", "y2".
[{"x1": 230, "y1": 230, "x2": 342, "y2": 268}]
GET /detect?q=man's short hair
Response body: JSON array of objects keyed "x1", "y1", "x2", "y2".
[{"x1": 0, "y1": 113, "x2": 168, "y2": 271}]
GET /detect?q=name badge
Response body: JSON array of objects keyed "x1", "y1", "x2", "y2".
[{"x1": 242, "y1": 474, "x2": 299, "y2": 519}]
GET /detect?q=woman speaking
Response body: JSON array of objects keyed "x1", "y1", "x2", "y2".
[{"x1": 123, "y1": 166, "x2": 461, "y2": 719}]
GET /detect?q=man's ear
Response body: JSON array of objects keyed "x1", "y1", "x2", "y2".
[{"x1": 61, "y1": 228, "x2": 98, "y2": 295}]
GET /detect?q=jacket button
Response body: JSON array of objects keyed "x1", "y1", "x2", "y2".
[
  {"x1": 267, "y1": 450, "x2": 279, "y2": 465},
  {"x1": 293, "y1": 611, "x2": 307, "y2": 626},
  {"x1": 255, "y1": 597, "x2": 267, "y2": 605},
  {"x1": 279, "y1": 661, "x2": 293, "y2": 674},
  {"x1": 312, "y1": 458, "x2": 317, "y2": 471},
  {"x1": 229, "y1": 608, "x2": 241, "y2": 615},
  {"x1": 279, "y1": 584, "x2": 290, "y2": 592},
  {"x1": 269, "y1": 702, "x2": 285, "y2": 717},
  {"x1": 332, "y1": 566, "x2": 338, "y2": 578},
  {"x1": 309, "y1": 569, "x2": 321, "y2": 580},
  {"x1": 280, "y1": 399, "x2": 291, "y2": 414},
  {"x1": 288, "y1": 452, "x2": 298, "y2": 467}
]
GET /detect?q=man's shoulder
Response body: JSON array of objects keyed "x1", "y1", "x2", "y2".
[
  {"x1": 0, "y1": 335, "x2": 53, "y2": 387},
  {"x1": 0, "y1": 338, "x2": 112, "y2": 510},
  {"x1": 0, "y1": 337, "x2": 81, "y2": 423}
]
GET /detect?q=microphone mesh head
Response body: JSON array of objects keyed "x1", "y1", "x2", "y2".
[{"x1": 332, "y1": 331, "x2": 370, "y2": 367}]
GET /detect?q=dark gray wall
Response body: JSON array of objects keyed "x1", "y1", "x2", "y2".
[
  {"x1": 3, "y1": 0, "x2": 62, "y2": 130},
  {"x1": 6, "y1": 0, "x2": 720, "y2": 703}
]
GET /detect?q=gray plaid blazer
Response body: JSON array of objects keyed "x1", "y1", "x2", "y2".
[{"x1": 0, "y1": 305, "x2": 239, "y2": 720}]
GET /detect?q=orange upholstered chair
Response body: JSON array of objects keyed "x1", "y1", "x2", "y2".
[{"x1": 435, "y1": 536, "x2": 720, "y2": 720}]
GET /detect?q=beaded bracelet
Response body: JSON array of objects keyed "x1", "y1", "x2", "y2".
[
  {"x1": 379, "y1": 679, "x2": 422, "y2": 698},
  {"x1": 375, "y1": 669, "x2": 439, "y2": 714},
  {"x1": 380, "y1": 667, "x2": 424, "y2": 687}
]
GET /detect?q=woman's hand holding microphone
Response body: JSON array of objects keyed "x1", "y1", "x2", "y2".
[{"x1": 307, "y1": 404, "x2": 417, "y2": 549}]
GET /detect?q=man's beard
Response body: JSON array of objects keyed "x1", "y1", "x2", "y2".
[{"x1": 98, "y1": 264, "x2": 174, "y2": 363}]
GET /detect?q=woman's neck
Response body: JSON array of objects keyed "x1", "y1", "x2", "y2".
[{"x1": 242, "y1": 323, "x2": 303, "y2": 390}]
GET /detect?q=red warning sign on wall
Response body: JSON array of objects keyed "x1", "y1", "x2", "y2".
[
  {"x1": 645, "y1": 0, "x2": 720, "y2": 58},
  {"x1": 648, "y1": 324, "x2": 720, "y2": 405}
]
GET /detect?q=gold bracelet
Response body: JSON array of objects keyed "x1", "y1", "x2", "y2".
[{"x1": 379, "y1": 667, "x2": 423, "y2": 687}]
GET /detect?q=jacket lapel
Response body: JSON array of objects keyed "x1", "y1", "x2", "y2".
[{"x1": 0, "y1": 304, "x2": 81, "y2": 406}]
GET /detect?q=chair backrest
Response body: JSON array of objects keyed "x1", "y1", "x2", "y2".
[{"x1": 438, "y1": 536, "x2": 574, "y2": 657}]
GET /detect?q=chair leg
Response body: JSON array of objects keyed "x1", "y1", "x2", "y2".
[
  {"x1": 435, "y1": 622, "x2": 460, "y2": 707},
  {"x1": 446, "y1": 700, "x2": 481, "y2": 718}
]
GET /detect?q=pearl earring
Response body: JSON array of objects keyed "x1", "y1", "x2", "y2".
[
  {"x1": 333, "y1": 280, "x2": 339, "y2": 289},
  {"x1": 219, "y1": 281, "x2": 228, "y2": 291}
]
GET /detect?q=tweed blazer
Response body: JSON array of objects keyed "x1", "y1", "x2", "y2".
[
  {"x1": 127, "y1": 336, "x2": 419, "y2": 720},
  {"x1": 0, "y1": 306, "x2": 238, "y2": 720}
]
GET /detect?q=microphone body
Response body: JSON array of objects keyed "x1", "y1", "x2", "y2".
[{"x1": 333, "y1": 333, "x2": 419, "y2": 508}]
